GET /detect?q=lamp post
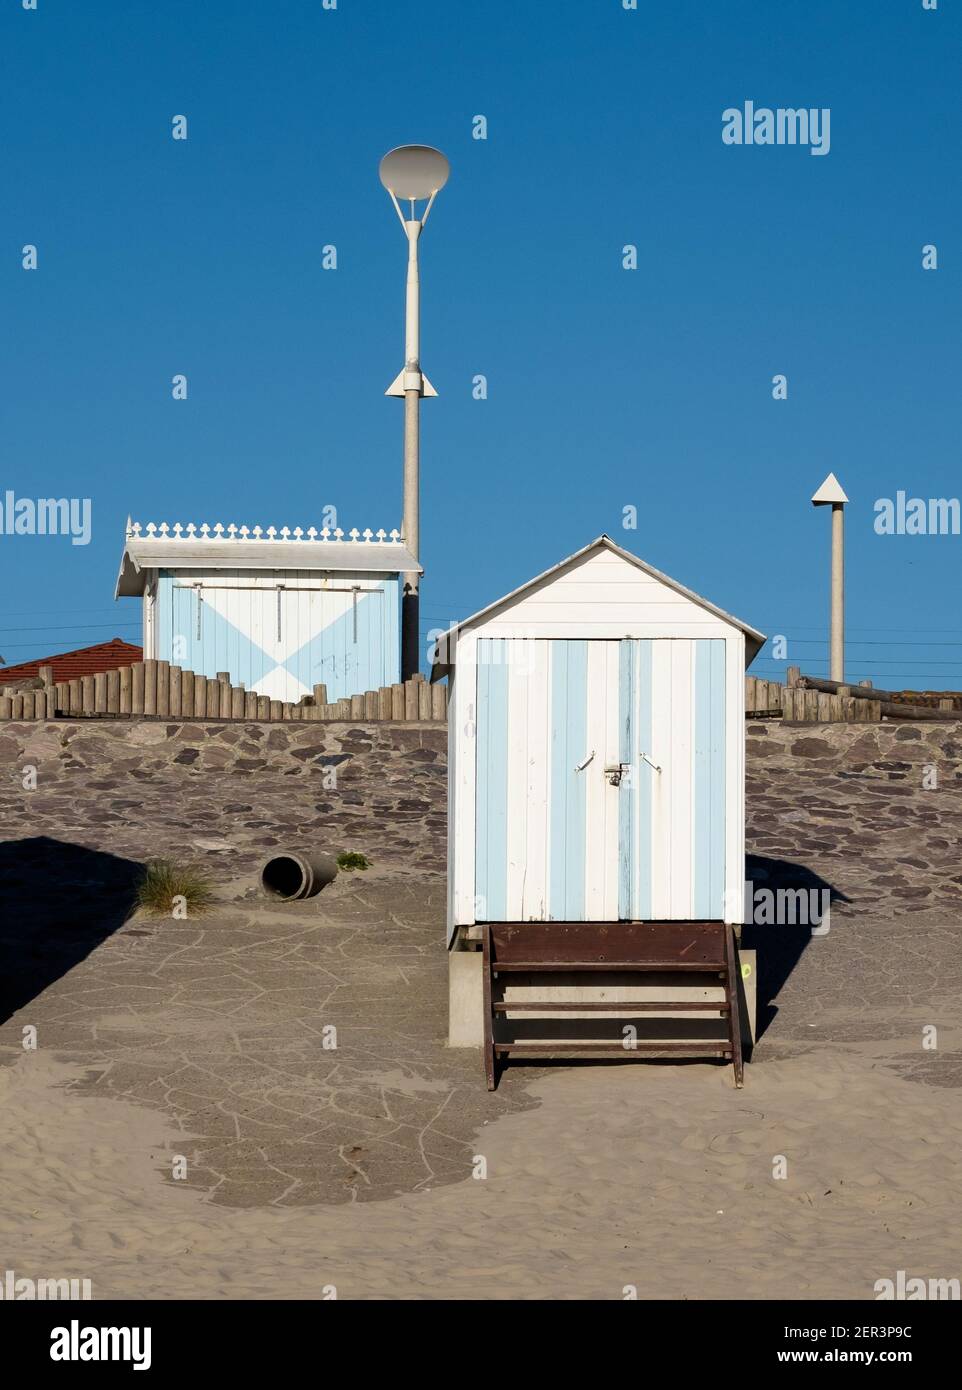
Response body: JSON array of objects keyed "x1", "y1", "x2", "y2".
[
  {"x1": 811, "y1": 472, "x2": 849, "y2": 683},
  {"x1": 379, "y1": 144, "x2": 450, "y2": 681}
]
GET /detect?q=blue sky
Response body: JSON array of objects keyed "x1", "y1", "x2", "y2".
[{"x1": 2, "y1": 0, "x2": 959, "y2": 686}]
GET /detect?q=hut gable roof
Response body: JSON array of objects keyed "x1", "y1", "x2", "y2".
[{"x1": 430, "y1": 535, "x2": 766, "y2": 676}]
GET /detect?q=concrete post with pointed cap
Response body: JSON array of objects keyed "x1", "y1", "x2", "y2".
[{"x1": 811, "y1": 473, "x2": 849, "y2": 682}]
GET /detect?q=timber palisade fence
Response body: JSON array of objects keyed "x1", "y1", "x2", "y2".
[
  {"x1": 0, "y1": 662, "x2": 447, "y2": 723},
  {"x1": 0, "y1": 660, "x2": 957, "y2": 725},
  {"x1": 747, "y1": 666, "x2": 962, "y2": 723}
]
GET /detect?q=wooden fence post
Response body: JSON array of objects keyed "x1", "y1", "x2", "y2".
[
  {"x1": 418, "y1": 681, "x2": 432, "y2": 720},
  {"x1": 144, "y1": 660, "x2": 158, "y2": 715},
  {"x1": 132, "y1": 662, "x2": 145, "y2": 713},
  {"x1": 169, "y1": 666, "x2": 182, "y2": 718},
  {"x1": 120, "y1": 664, "x2": 133, "y2": 714},
  {"x1": 156, "y1": 661, "x2": 170, "y2": 717},
  {"x1": 431, "y1": 681, "x2": 447, "y2": 720}
]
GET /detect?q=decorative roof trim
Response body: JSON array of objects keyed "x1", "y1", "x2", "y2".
[{"x1": 126, "y1": 521, "x2": 402, "y2": 543}]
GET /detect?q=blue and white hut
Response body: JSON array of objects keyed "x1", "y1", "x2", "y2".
[
  {"x1": 115, "y1": 520, "x2": 420, "y2": 704},
  {"x1": 430, "y1": 535, "x2": 766, "y2": 1086}
]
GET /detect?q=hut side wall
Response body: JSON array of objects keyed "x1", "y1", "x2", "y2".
[{"x1": 153, "y1": 568, "x2": 400, "y2": 704}]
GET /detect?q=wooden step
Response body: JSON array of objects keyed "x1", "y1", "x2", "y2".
[
  {"x1": 491, "y1": 962, "x2": 726, "y2": 973},
  {"x1": 492, "y1": 1000, "x2": 729, "y2": 1013},
  {"x1": 481, "y1": 922, "x2": 744, "y2": 1090},
  {"x1": 493, "y1": 1042, "x2": 733, "y2": 1056}
]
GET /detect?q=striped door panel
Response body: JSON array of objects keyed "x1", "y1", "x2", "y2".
[
  {"x1": 475, "y1": 637, "x2": 726, "y2": 922},
  {"x1": 618, "y1": 638, "x2": 726, "y2": 920}
]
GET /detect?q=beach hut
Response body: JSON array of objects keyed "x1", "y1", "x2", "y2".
[
  {"x1": 430, "y1": 535, "x2": 765, "y2": 1088},
  {"x1": 115, "y1": 520, "x2": 420, "y2": 703}
]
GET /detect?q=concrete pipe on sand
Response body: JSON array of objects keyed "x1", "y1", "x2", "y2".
[{"x1": 261, "y1": 851, "x2": 338, "y2": 901}]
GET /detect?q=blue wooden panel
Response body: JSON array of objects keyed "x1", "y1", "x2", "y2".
[
  {"x1": 619, "y1": 639, "x2": 653, "y2": 921},
  {"x1": 548, "y1": 639, "x2": 588, "y2": 920},
  {"x1": 618, "y1": 640, "x2": 633, "y2": 922},
  {"x1": 693, "y1": 639, "x2": 726, "y2": 918},
  {"x1": 475, "y1": 639, "x2": 509, "y2": 921}
]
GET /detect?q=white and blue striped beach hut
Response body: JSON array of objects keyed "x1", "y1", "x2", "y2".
[
  {"x1": 431, "y1": 535, "x2": 765, "y2": 946},
  {"x1": 116, "y1": 520, "x2": 419, "y2": 704}
]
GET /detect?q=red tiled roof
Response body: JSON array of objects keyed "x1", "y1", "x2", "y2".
[{"x1": 0, "y1": 638, "x2": 143, "y2": 682}]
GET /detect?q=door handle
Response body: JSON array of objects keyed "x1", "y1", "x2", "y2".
[{"x1": 574, "y1": 750, "x2": 595, "y2": 772}]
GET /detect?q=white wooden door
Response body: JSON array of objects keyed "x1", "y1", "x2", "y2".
[{"x1": 474, "y1": 637, "x2": 727, "y2": 922}]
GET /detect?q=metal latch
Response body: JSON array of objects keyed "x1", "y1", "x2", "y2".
[
  {"x1": 604, "y1": 761, "x2": 630, "y2": 786},
  {"x1": 605, "y1": 754, "x2": 662, "y2": 785}
]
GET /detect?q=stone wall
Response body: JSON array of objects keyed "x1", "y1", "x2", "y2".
[
  {"x1": 0, "y1": 719, "x2": 447, "y2": 880},
  {"x1": 746, "y1": 718, "x2": 962, "y2": 920},
  {"x1": 2, "y1": 714, "x2": 958, "y2": 910}
]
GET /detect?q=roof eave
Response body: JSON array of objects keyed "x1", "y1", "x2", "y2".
[{"x1": 114, "y1": 550, "x2": 145, "y2": 599}]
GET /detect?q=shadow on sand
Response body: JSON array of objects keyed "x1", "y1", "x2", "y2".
[
  {"x1": 743, "y1": 852, "x2": 852, "y2": 1041},
  {"x1": 0, "y1": 837, "x2": 143, "y2": 1026}
]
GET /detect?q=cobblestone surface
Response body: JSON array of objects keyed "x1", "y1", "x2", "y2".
[
  {"x1": 0, "y1": 716, "x2": 959, "y2": 1207},
  {"x1": 0, "y1": 720, "x2": 539, "y2": 1207}
]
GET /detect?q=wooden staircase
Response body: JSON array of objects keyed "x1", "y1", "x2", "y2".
[{"x1": 481, "y1": 921, "x2": 743, "y2": 1091}]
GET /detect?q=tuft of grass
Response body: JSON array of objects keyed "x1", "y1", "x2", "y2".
[
  {"x1": 136, "y1": 859, "x2": 215, "y2": 917},
  {"x1": 337, "y1": 850, "x2": 371, "y2": 872}
]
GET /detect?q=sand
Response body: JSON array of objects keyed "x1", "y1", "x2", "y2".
[{"x1": 2, "y1": 1042, "x2": 961, "y2": 1301}]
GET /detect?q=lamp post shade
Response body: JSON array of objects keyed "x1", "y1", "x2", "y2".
[{"x1": 379, "y1": 145, "x2": 450, "y2": 200}]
